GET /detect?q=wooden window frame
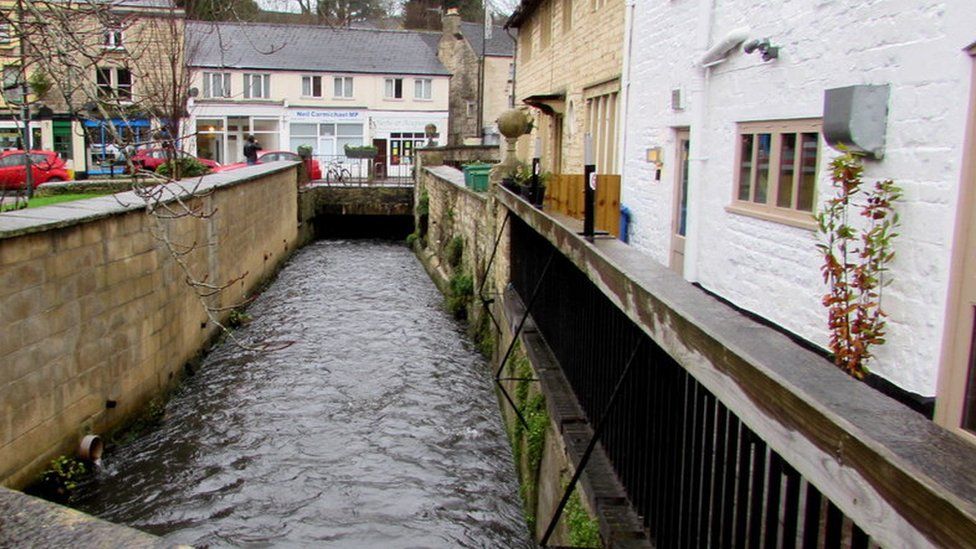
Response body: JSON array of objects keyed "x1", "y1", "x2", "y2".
[
  {"x1": 301, "y1": 75, "x2": 322, "y2": 98},
  {"x1": 726, "y1": 118, "x2": 821, "y2": 230},
  {"x1": 935, "y1": 45, "x2": 976, "y2": 443},
  {"x1": 333, "y1": 76, "x2": 353, "y2": 98},
  {"x1": 243, "y1": 73, "x2": 270, "y2": 99},
  {"x1": 562, "y1": 0, "x2": 572, "y2": 33},
  {"x1": 384, "y1": 77, "x2": 403, "y2": 100},
  {"x1": 540, "y1": 1, "x2": 552, "y2": 50}
]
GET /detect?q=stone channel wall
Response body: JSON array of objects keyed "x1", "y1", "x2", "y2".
[
  {"x1": 0, "y1": 163, "x2": 302, "y2": 489},
  {"x1": 414, "y1": 166, "x2": 606, "y2": 547}
]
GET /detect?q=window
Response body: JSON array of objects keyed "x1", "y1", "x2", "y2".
[
  {"x1": 289, "y1": 122, "x2": 363, "y2": 159},
  {"x1": 385, "y1": 78, "x2": 403, "y2": 99},
  {"x1": 389, "y1": 132, "x2": 427, "y2": 165},
  {"x1": 2, "y1": 65, "x2": 19, "y2": 99},
  {"x1": 243, "y1": 73, "x2": 270, "y2": 99},
  {"x1": 203, "y1": 72, "x2": 230, "y2": 98},
  {"x1": 334, "y1": 76, "x2": 353, "y2": 98},
  {"x1": 96, "y1": 66, "x2": 131, "y2": 101},
  {"x1": 302, "y1": 75, "x2": 322, "y2": 98},
  {"x1": 592, "y1": 0, "x2": 607, "y2": 9},
  {"x1": 584, "y1": 86, "x2": 620, "y2": 174},
  {"x1": 563, "y1": 0, "x2": 573, "y2": 32},
  {"x1": 0, "y1": 23, "x2": 11, "y2": 45},
  {"x1": 414, "y1": 78, "x2": 432, "y2": 100},
  {"x1": 731, "y1": 119, "x2": 821, "y2": 226},
  {"x1": 103, "y1": 25, "x2": 123, "y2": 49}
]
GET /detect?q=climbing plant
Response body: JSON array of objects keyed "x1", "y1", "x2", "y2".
[{"x1": 815, "y1": 152, "x2": 901, "y2": 378}]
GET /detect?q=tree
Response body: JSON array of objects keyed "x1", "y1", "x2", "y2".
[
  {"x1": 175, "y1": 0, "x2": 261, "y2": 21},
  {"x1": 0, "y1": 1, "x2": 282, "y2": 349}
]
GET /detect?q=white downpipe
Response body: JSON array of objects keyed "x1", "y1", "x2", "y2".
[
  {"x1": 616, "y1": 0, "x2": 637, "y2": 181},
  {"x1": 683, "y1": 0, "x2": 719, "y2": 282}
]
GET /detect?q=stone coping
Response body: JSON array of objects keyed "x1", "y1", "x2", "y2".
[
  {"x1": 0, "y1": 487, "x2": 177, "y2": 548},
  {"x1": 497, "y1": 186, "x2": 976, "y2": 546},
  {"x1": 0, "y1": 162, "x2": 298, "y2": 241},
  {"x1": 423, "y1": 166, "x2": 488, "y2": 203}
]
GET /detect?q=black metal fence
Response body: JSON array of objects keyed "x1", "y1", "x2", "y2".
[
  {"x1": 311, "y1": 155, "x2": 414, "y2": 186},
  {"x1": 509, "y1": 217, "x2": 873, "y2": 548}
]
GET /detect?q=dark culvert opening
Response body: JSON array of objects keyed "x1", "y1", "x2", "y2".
[{"x1": 313, "y1": 214, "x2": 414, "y2": 240}]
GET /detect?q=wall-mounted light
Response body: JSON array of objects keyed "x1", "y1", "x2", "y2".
[
  {"x1": 743, "y1": 38, "x2": 779, "y2": 62},
  {"x1": 646, "y1": 147, "x2": 663, "y2": 181}
]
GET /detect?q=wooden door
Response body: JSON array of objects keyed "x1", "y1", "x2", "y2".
[{"x1": 669, "y1": 130, "x2": 691, "y2": 275}]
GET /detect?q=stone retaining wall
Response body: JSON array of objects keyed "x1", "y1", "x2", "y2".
[{"x1": 0, "y1": 163, "x2": 302, "y2": 489}]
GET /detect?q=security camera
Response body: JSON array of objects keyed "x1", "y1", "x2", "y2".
[
  {"x1": 742, "y1": 38, "x2": 779, "y2": 61},
  {"x1": 743, "y1": 39, "x2": 763, "y2": 54}
]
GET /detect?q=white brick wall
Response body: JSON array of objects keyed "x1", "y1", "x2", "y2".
[{"x1": 622, "y1": 0, "x2": 974, "y2": 396}]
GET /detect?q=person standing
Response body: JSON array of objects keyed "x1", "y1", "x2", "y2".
[{"x1": 244, "y1": 135, "x2": 261, "y2": 165}]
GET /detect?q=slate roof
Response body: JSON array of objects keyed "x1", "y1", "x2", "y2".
[
  {"x1": 186, "y1": 21, "x2": 449, "y2": 76},
  {"x1": 460, "y1": 22, "x2": 515, "y2": 57}
]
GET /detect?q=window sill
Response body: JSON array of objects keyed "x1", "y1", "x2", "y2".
[
  {"x1": 300, "y1": 95, "x2": 323, "y2": 100},
  {"x1": 414, "y1": 97, "x2": 433, "y2": 102},
  {"x1": 384, "y1": 97, "x2": 404, "y2": 101},
  {"x1": 332, "y1": 96, "x2": 354, "y2": 100},
  {"x1": 725, "y1": 202, "x2": 817, "y2": 231}
]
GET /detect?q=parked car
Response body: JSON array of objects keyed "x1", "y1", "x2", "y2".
[
  {"x1": 0, "y1": 150, "x2": 72, "y2": 190},
  {"x1": 128, "y1": 148, "x2": 221, "y2": 172},
  {"x1": 216, "y1": 151, "x2": 322, "y2": 180}
]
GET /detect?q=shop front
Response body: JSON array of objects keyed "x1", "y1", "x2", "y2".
[
  {"x1": 83, "y1": 118, "x2": 151, "y2": 176},
  {"x1": 190, "y1": 103, "x2": 286, "y2": 165},
  {"x1": 287, "y1": 108, "x2": 366, "y2": 161},
  {"x1": 370, "y1": 111, "x2": 447, "y2": 178}
]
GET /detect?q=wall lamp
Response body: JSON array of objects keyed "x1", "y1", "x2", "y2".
[{"x1": 743, "y1": 38, "x2": 779, "y2": 62}]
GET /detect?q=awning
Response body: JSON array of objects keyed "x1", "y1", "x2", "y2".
[
  {"x1": 522, "y1": 93, "x2": 566, "y2": 116},
  {"x1": 82, "y1": 118, "x2": 151, "y2": 128}
]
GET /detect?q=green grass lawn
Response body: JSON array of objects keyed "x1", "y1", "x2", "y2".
[{"x1": 2, "y1": 193, "x2": 109, "y2": 212}]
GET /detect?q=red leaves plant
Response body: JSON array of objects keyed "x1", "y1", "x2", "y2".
[{"x1": 815, "y1": 153, "x2": 901, "y2": 378}]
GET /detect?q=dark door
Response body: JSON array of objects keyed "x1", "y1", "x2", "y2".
[{"x1": 373, "y1": 138, "x2": 387, "y2": 179}]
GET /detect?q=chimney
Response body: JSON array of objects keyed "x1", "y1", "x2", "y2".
[{"x1": 443, "y1": 7, "x2": 461, "y2": 39}]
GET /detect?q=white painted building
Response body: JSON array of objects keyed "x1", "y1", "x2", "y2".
[
  {"x1": 185, "y1": 22, "x2": 449, "y2": 175},
  {"x1": 619, "y1": 0, "x2": 976, "y2": 433}
]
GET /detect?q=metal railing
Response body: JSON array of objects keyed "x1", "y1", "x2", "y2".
[
  {"x1": 311, "y1": 154, "x2": 415, "y2": 186},
  {"x1": 509, "y1": 216, "x2": 874, "y2": 548}
]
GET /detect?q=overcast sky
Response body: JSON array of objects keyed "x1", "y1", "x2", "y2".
[{"x1": 256, "y1": 0, "x2": 520, "y2": 16}]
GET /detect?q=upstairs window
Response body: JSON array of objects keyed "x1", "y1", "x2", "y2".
[
  {"x1": 0, "y1": 23, "x2": 11, "y2": 45},
  {"x1": 334, "y1": 76, "x2": 353, "y2": 98},
  {"x1": 302, "y1": 75, "x2": 322, "y2": 98},
  {"x1": 563, "y1": 0, "x2": 573, "y2": 33},
  {"x1": 96, "y1": 67, "x2": 131, "y2": 101},
  {"x1": 385, "y1": 77, "x2": 403, "y2": 99},
  {"x1": 414, "y1": 78, "x2": 432, "y2": 100},
  {"x1": 103, "y1": 25, "x2": 123, "y2": 49},
  {"x1": 243, "y1": 73, "x2": 270, "y2": 99},
  {"x1": 731, "y1": 119, "x2": 821, "y2": 227},
  {"x1": 202, "y1": 72, "x2": 230, "y2": 98},
  {"x1": 540, "y1": 1, "x2": 551, "y2": 49}
]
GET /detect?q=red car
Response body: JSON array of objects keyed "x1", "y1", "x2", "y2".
[
  {"x1": 129, "y1": 148, "x2": 221, "y2": 172},
  {"x1": 0, "y1": 150, "x2": 72, "y2": 190},
  {"x1": 216, "y1": 151, "x2": 321, "y2": 180}
]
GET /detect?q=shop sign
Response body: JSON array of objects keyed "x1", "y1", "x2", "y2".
[{"x1": 289, "y1": 110, "x2": 362, "y2": 122}]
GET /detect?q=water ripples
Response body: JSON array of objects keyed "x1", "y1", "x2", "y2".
[{"x1": 72, "y1": 240, "x2": 530, "y2": 548}]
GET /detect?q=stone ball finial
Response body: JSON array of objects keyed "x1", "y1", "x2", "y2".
[{"x1": 497, "y1": 109, "x2": 532, "y2": 139}]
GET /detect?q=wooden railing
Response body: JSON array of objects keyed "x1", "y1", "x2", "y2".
[
  {"x1": 498, "y1": 187, "x2": 976, "y2": 548},
  {"x1": 543, "y1": 174, "x2": 621, "y2": 236}
]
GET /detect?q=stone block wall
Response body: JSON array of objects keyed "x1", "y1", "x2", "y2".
[
  {"x1": 513, "y1": 0, "x2": 626, "y2": 173},
  {"x1": 622, "y1": 0, "x2": 976, "y2": 397},
  {"x1": 0, "y1": 164, "x2": 300, "y2": 488}
]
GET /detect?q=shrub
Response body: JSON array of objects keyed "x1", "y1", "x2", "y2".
[
  {"x1": 447, "y1": 271, "x2": 474, "y2": 319},
  {"x1": 156, "y1": 156, "x2": 211, "y2": 179},
  {"x1": 446, "y1": 236, "x2": 464, "y2": 269}
]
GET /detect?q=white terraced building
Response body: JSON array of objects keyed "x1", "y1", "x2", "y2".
[
  {"x1": 185, "y1": 21, "x2": 450, "y2": 177},
  {"x1": 618, "y1": 0, "x2": 976, "y2": 435}
]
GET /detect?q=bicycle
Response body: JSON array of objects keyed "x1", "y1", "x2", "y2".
[{"x1": 324, "y1": 159, "x2": 352, "y2": 184}]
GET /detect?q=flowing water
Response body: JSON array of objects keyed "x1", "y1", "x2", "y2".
[{"x1": 71, "y1": 240, "x2": 530, "y2": 548}]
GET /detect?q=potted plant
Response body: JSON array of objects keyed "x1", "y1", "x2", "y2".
[
  {"x1": 344, "y1": 144, "x2": 379, "y2": 159},
  {"x1": 500, "y1": 160, "x2": 527, "y2": 193}
]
